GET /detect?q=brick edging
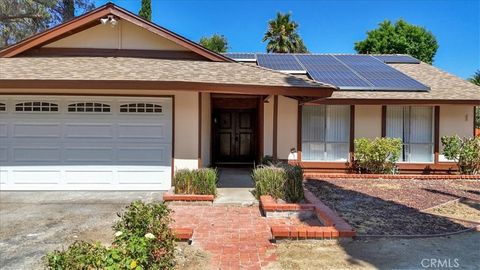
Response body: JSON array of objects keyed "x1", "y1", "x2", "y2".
[
  {"x1": 305, "y1": 173, "x2": 480, "y2": 180},
  {"x1": 260, "y1": 195, "x2": 315, "y2": 212},
  {"x1": 163, "y1": 193, "x2": 214, "y2": 202},
  {"x1": 171, "y1": 227, "x2": 193, "y2": 240}
]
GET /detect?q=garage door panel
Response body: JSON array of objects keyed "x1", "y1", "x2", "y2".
[
  {"x1": 117, "y1": 147, "x2": 169, "y2": 163},
  {"x1": 1, "y1": 96, "x2": 172, "y2": 191},
  {"x1": 13, "y1": 147, "x2": 61, "y2": 162},
  {"x1": 118, "y1": 124, "x2": 167, "y2": 139},
  {"x1": 13, "y1": 123, "x2": 62, "y2": 138},
  {"x1": 65, "y1": 123, "x2": 114, "y2": 138},
  {"x1": 11, "y1": 170, "x2": 61, "y2": 184},
  {"x1": 65, "y1": 170, "x2": 113, "y2": 184},
  {"x1": 65, "y1": 147, "x2": 114, "y2": 162}
]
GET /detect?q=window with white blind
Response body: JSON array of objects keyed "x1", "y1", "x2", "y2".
[
  {"x1": 302, "y1": 105, "x2": 350, "y2": 161},
  {"x1": 386, "y1": 106, "x2": 434, "y2": 163}
]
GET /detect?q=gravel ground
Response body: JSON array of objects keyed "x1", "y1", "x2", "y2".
[
  {"x1": 305, "y1": 179, "x2": 478, "y2": 235},
  {"x1": 424, "y1": 199, "x2": 480, "y2": 222}
]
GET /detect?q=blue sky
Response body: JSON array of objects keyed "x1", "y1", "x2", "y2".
[{"x1": 94, "y1": 0, "x2": 479, "y2": 79}]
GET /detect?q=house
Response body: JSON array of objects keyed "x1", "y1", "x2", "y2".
[{"x1": 0, "y1": 3, "x2": 478, "y2": 191}]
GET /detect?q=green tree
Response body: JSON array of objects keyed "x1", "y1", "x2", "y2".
[
  {"x1": 262, "y1": 12, "x2": 308, "y2": 53},
  {"x1": 469, "y1": 70, "x2": 480, "y2": 86},
  {"x1": 0, "y1": 0, "x2": 94, "y2": 48},
  {"x1": 199, "y1": 34, "x2": 228, "y2": 53},
  {"x1": 355, "y1": 19, "x2": 439, "y2": 64},
  {"x1": 138, "y1": 0, "x2": 152, "y2": 21}
]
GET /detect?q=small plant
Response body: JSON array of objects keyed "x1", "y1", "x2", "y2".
[
  {"x1": 441, "y1": 136, "x2": 480, "y2": 175},
  {"x1": 174, "y1": 168, "x2": 217, "y2": 196},
  {"x1": 282, "y1": 164, "x2": 304, "y2": 203},
  {"x1": 354, "y1": 137, "x2": 402, "y2": 174},
  {"x1": 252, "y1": 163, "x2": 305, "y2": 202},
  {"x1": 44, "y1": 201, "x2": 176, "y2": 269},
  {"x1": 260, "y1": 155, "x2": 274, "y2": 165}
]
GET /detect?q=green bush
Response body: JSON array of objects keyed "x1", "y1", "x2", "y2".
[
  {"x1": 44, "y1": 201, "x2": 176, "y2": 270},
  {"x1": 252, "y1": 164, "x2": 304, "y2": 202},
  {"x1": 354, "y1": 137, "x2": 402, "y2": 174},
  {"x1": 441, "y1": 136, "x2": 480, "y2": 175},
  {"x1": 174, "y1": 168, "x2": 217, "y2": 196}
]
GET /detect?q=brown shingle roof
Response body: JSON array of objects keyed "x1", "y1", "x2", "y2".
[
  {"x1": 327, "y1": 62, "x2": 480, "y2": 102},
  {"x1": 0, "y1": 57, "x2": 334, "y2": 90}
]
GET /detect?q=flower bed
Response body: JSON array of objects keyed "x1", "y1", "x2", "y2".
[{"x1": 164, "y1": 168, "x2": 217, "y2": 202}]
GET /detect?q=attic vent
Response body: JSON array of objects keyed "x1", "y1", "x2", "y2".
[
  {"x1": 120, "y1": 103, "x2": 162, "y2": 113},
  {"x1": 0, "y1": 103, "x2": 5, "y2": 112},
  {"x1": 68, "y1": 102, "x2": 111, "y2": 112},
  {"x1": 15, "y1": 102, "x2": 58, "y2": 112}
]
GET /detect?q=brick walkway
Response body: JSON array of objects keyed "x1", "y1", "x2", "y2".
[{"x1": 170, "y1": 205, "x2": 304, "y2": 270}]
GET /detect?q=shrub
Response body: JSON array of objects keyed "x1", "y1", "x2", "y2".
[
  {"x1": 44, "y1": 201, "x2": 176, "y2": 270},
  {"x1": 252, "y1": 163, "x2": 304, "y2": 202},
  {"x1": 441, "y1": 136, "x2": 480, "y2": 175},
  {"x1": 354, "y1": 137, "x2": 402, "y2": 174},
  {"x1": 174, "y1": 168, "x2": 217, "y2": 196}
]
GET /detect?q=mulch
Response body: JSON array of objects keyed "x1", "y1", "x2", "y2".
[{"x1": 305, "y1": 178, "x2": 480, "y2": 236}]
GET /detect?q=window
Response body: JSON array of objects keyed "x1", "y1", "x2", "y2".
[
  {"x1": 15, "y1": 102, "x2": 58, "y2": 112},
  {"x1": 302, "y1": 105, "x2": 350, "y2": 161},
  {"x1": 0, "y1": 103, "x2": 5, "y2": 112},
  {"x1": 68, "y1": 102, "x2": 110, "y2": 113},
  {"x1": 120, "y1": 103, "x2": 162, "y2": 113},
  {"x1": 386, "y1": 106, "x2": 434, "y2": 162}
]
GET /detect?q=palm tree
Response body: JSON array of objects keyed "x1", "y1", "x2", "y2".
[
  {"x1": 469, "y1": 70, "x2": 480, "y2": 86},
  {"x1": 263, "y1": 12, "x2": 308, "y2": 53}
]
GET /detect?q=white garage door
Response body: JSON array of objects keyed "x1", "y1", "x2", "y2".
[{"x1": 0, "y1": 96, "x2": 172, "y2": 190}]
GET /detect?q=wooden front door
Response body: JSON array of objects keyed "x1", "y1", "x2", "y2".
[{"x1": 213, "y1": 109, "x2": 256, "y2": 164}]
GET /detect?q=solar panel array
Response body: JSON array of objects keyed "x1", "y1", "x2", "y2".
[
  {"x1": 372, "y1": 55, "x2": 421, "y2": 64},
  {"x1": 223, "y1": 53, "x2": 429, "y2": 91},
  {"x1": 256, "y1": 54, "x2": 304, "y2": 71}
]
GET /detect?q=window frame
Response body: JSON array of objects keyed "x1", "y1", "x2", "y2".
[
  {"x1": 386, "y1": 105, "x2": 435, "y2": 163},
  {"x1": 119, "y1": 103, "x2": 163, "y2": 114},
  {"x1": 67, "y1": 102, "x2": 111, "y2": 113},
  {"x1": 14, "y1": 101, "x2": 59, "y2": 113},
  {"x1": 0, "y1": 102, "x2": 6, "y2": 113},
  {"x1": 301, "y1": 104, "x2": 351, "y2": 162}
]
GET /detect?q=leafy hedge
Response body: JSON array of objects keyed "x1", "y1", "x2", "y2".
[
  {"x1": 441, "y1": 136, "x2": 480, "y2": 175},
  {"x1": 354, "y1": 137, "x2": 402, "y2": 174},
  {"x1": 252, "y1": 163, "x2": 304, "y2": 202},
  {"x1": 44, "y1": 201, "x2": 176, "y2": 270},
  {"x1": 174, "y1": 168, "x2": 217, "y2": 196}
]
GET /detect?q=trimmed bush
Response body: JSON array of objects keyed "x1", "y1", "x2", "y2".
[
  {"x1": 441, "y1": 136, "x2": 480, "y2": 175},
  {"x1": 252, "y1": 164, "x2": 304, "y2": 202},
  {"x1": 174, "y1": 168, "x2": 217, "y2": 196},
  {"x1": 44, "y1": 201, "x2": 176, "y2": 269},
  {"x1": 354, "y1": 137, "x2": 402, "y2": 174}
]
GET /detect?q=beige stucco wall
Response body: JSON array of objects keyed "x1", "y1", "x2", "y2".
[
  {"x1": 439, "y1": 105, "x2": 474, "y2": 161},
  {"x1": 263, "y1": 98, "x2": 274, "y2": 157},
  {"x1": 201, "y1": 93, "x2": 211, "y2": 167},
  {"x1": 354, "y1": 105, "x2": 382, "y2": 139},
  {"x1": 277, "y1": 96, "x2": 298, "y2": 159},
  {"x1": 45, "y1": 20, "x2": 187, "y2": 51}
]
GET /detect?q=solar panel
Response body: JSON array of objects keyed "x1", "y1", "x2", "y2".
[
  {"x1": 295, "y1": 54, "x2": 371, "y2": 88},
  {"x1": 223, "y1": 53, "x2": 256, "y2": 61},
  {"x1": 334, "y1": 55, "x2": 429, "y2": 91},
  {"x1": 256, "y1": 54, "x2": 305, "y2": 71},
  {"x1": 373, "y1": 55, "x2": 421, "y2": 64}
]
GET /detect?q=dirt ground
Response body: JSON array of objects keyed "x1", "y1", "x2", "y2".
[
  {"x1": 266, "y1": 232, "x2": 480, "y2": 270},
  {"x1": 424, "y1": 199, "x2": 480, "y2": 222},
  {"x1": 306, "y1": 179, "x2": 479, "y2": 235}
]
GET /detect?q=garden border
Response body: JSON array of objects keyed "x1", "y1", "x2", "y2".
[{"x1": 305, "y1": 173, "x2": 480, "y2": 180}]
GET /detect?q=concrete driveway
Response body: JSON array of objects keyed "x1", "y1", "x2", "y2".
[{"x1": 0, "y1": 191, "x2": 164, "y2": 270}]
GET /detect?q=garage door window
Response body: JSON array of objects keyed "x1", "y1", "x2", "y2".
[
  {"x1": 68, "y1": 102, "x2": 110, "y2": 113},
  {"x1": 120, "y1": 103, "x2": 162, "y2": 113},
  {"x1": 0, "y1": 103, "x2": 5, "y2": 112},
  {"x1": 15, "y1": 102, "x2": 58, "y2": 112}
]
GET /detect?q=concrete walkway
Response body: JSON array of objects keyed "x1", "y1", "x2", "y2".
[{"x1": 215, "y1": 167, "x2": 257, "y2": 205}]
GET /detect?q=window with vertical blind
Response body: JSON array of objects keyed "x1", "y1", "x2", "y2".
[
  {"x1": 302, "y1": 105, "x2": 350, "y2": 161},
  {"x1": 386, "y1": 106, "x2": 434, "y2": 162}
]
